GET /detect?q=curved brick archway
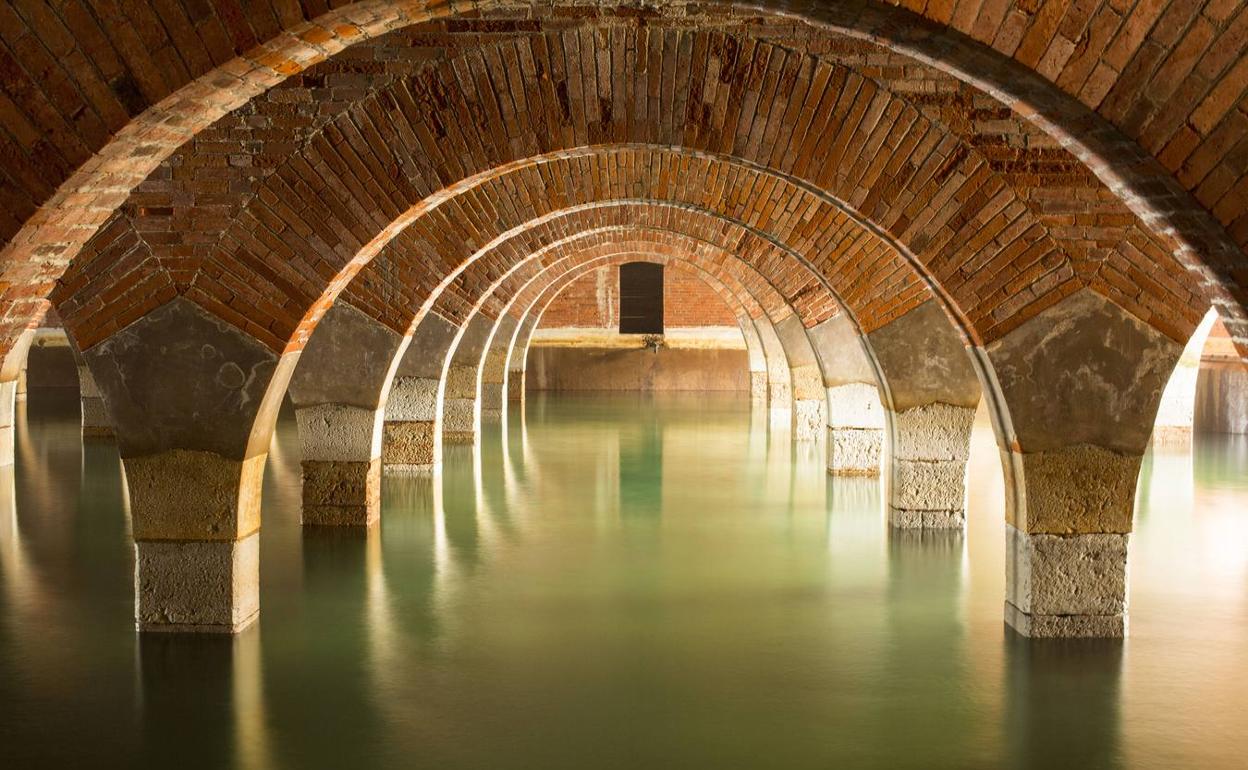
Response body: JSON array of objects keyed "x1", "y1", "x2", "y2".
[
  {"x1": 3, "y1": 1, "x2": 1246, "y2": 363},
  {"x1": 5, "y1": 4, "x2": 1219, "y2": 639}
]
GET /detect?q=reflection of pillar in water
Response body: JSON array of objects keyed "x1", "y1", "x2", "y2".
[
  {"x1": 1003, "y1": 635, "x2": 1123, "y2": 768},
  {"x1": 880, "y1": 528, "x2": 975, "y2": 758}
]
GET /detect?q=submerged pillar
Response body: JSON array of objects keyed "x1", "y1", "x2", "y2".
[
  {"x1": 288, "y1": 302, "x2": 402, "y2": 527},
  {"x1": 479, "y1": 315, "x2": 518, "y2": 421},
  {"x1": 505, "y1": 316, "x2": 539, "y2": 402},
  {"x1": 988, "y1": 290, "x2": 1181, "y2": 638},
  {"x1": 442, "y1": 314, "x2": 493, "y2": 444},
  {"x1": 808, "y1": 314, "x2": 884, "y2": 476},
  {"x1": 78, "y1": 362, "x2": 114, "y2": 439},
  {"x1": 0, "y1": 328, "x2": 34, "y2": 467},
  {"x1": 78, "y1": 298, "x2": 292, "y2": 632},
  {"x1": 869, "y1": 301, "x2": 981, "y2": 529},
  {"x1": 384, "y1": 312, "x2": 456, "y2": 473}
]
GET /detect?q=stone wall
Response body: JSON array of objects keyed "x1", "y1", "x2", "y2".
[
  {"x1": 526, "y1": 348, "x2": 749, "y2": 392},
  {"x1": 541, "y1": 264, "x2": 739, "y2": 330}
]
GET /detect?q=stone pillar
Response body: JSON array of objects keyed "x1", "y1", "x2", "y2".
[
  {"x1": 16, "y1": 365, "x2": 26, "y2": 403},
  {"x1": 78, "y1": 298, "x2": 294, "y2": 633},
  {"x1": 288, "y1": 302, "x2": 401, "y2": 527},
  {"x1": 78, "y1": 362, "x2": 114, "y2": 438},
  {"x1": 442, "y1": 314, "x2": 493, "y2": 444},
  {"x1": 868, "y1": 301, "x2": 981, "y2": 529},
  {"x1": 737, "y1": 313, "x2": 770, "y2": 404},
  {"x1": 825, "y1": 383, "x2": 884, "y2": 475},
  {"x1": 1152, "y1": 309, "x2": 1217, "y2": 446},
  {"x1": 0, "y1": 328, "x2": 34, "y2": 467},
  {"x1": 886, "y1": 403, "x2": 976, "y2": 528},
  {"x1": 808, "y1": 314, "x2": 885, "y2": 476},
  {"x1": 127, "y1": 451, "x2": 264, "y2": 632},
  {"x1": 506, "y1": 316, "x2": 539, "y2": 402},
  {"x1": 752, "y1": 316, "x2": 791, "y2": 410},
  {"x1": 986, "y1": 289, "x2": 1181, "y2": 638},
  {"x1": 478, "y1": 315, "x2": 518, "y2": 421},
  {"x1": 774, "y1": 314, "x2": 826, "y2": 441},
  {"x1": 384, "y1": 312, "x2": 456, "y2": 473}
]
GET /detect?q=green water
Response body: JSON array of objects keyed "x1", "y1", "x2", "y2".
[{"x1": 2, "y1": 390, "x2": 1246, "y2": 769}]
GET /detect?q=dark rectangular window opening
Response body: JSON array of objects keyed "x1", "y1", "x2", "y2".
[{"x1": 619, "y1": 262, "x2": 664, "y2": 334}]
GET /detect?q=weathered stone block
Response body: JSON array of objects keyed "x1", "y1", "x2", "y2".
[
  {"x1": 1006, "y1": 526, "x2": 1128, "y2": 620},
  {"x1": 294, "y1": 403, "x2": 377, "y2": 462},
  {"x1": 890, "y1": 458, "x2": 967, "y2": 511},
  {"x1": 135, "y1": 533, "x2": 259, "y2": 633},
  {"x1": 888, "y1": 507, "x2": 965, "y2": 529},
  {"x1": 124, "y1": 450, "x2": 264, "y2": 541},
  {"x1": 826, "y1": 383, "x2": 884, "y2": 429},
  {"x1": 1007, "y1": 444, "x2": 1141, "y2": 534},
  {"x1": 301, "y1": 458, "x2": 380, "y2": 526},
  {"x1": 792, "y1": 398, "x2": 824, "y2": 441},
  {"x1": 749, "y1": 370, "x2": 768, "y2": 402},
  {"x1": 442, "y1": 398, "x2": 476, "y2": 442},
  {"x1": 827, "y1": 427, "x2": 882, "y2": 476},
  {"x1": 892, "y1": 403, "x2": 975, "y2": 461},
  {"x1": 382, "y1": 420, "x2": 435, "y2": 468},
  {"x1": 81, "y1": 395, "x2": 114, "y2": 437},
  {"x1": 386, "y1": 377, "x2": 438, "y2": 421}
]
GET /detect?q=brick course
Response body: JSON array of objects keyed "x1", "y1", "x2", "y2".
[{"x1": 0, "y1": 3, "x2": 1240, "y2": 364}]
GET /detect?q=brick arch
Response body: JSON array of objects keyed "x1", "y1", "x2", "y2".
[
  {"x1": 48, "y1": 23, "x2": 1213, "y2": 363},
  {"x1": 465, "y1": 235, "x2": 837, "y2": 429},
  {"x1": 505, "y1": 246, "x2": 788, "y2": 371},
  {"x1": 512, "y1": 252, "x2": 783, "y2": 396},
  {"x1": 7, "y1": 1, "x2": 1245, "y2": 370}
]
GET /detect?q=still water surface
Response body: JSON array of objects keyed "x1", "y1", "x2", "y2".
[{"x1": 1, "y1": 390, "x2": 1246, "y2": 768}]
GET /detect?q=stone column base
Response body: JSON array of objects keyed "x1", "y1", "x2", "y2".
[
  {"x1": 1004, "y1": 602, "x2": 1126, "y2": 638},
  {"x1": 506, "y1": 372, "x2": 525, "y2": 400},
  {"x1": 135, "y1": 533, "x2": 259, "y2": 633},
  {"x1": 301, "y1": 458, "x2": 380, "y2": 526},
  {"x1": 827, "y1": 427, "x2": 882, "y2": 476},
  {"x1": 480, "y1": 382, "x2": 504, "y2": 417},
  {"x1": 442, "y1": 398, "x2": 476, "y2": 444},
  {"x1": 888, "y1": 507, "x2": 965, "y2": 529},
  {"x1": 749, "y1": 371, "x2": 768, "y2": 403},
  {"x1": 1005, "y1": 527, "x2": 1128, "y2": 638},
  {"x1": 383, "y1": 420, "x2": 436, "y2": 473},
  {"x1": 81, "y1": 395, "x2": 114, "y2": 438},
  {"x1": 792, "y1": 398, "x2": 824, "y2": 441}
]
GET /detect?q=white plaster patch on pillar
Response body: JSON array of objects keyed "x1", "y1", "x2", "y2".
[{"x1": 1152, "y1": 308, "x2": 1218, "y2": 446}]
